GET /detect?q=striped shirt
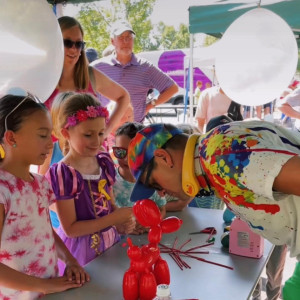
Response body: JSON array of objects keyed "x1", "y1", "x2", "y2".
[{"x1": 91, "y1": 53, "x2": 175, "y2": 122}]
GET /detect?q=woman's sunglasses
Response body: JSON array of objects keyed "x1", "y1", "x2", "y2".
[
  {"x1": 112, "y1": 146, "x2": 128, "y2": 159},
  {"x1": 63, "y1": 39, "x2": 86, "y2": 50}
]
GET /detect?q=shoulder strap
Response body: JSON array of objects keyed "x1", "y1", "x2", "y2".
[{"x1": 88, "y1": 66, "x2": 97, "y2": 94}]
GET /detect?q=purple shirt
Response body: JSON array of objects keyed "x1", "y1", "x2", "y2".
[{"x1": 91, "y1": 53, "x2": 175, "y2": 122}]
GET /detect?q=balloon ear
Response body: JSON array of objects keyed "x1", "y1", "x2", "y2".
[
  {"x1": 0, "y1": 0, "x2": 64, "y2": 101},
  {"x1": 133, "y1": 199, "x2": 161, "y2": 227},
  {"x1": 161, "y1": 217, "x2": 183, "y2": 233}
]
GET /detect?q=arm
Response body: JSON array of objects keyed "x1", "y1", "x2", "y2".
[
  {"x1": 56, "y1": 196, "x2": 134, "y2": 238},
  {"x1": 92, "y1": 67, "x2": 131, "y2": 137},
  {"x1": 195, "y1": 91, "x2": 208, "y2": 132},
  {"x1": 277, "y1": 103, "x2": 300, "y2": 119},
  {"x1": 108, "y1": 189, "x2": 136, "y2": 235},
  {"x1": 159, "y1": 204, "x2": 166, "y2": 219},
  {"x1": 52, "y1": 229, "x2": 89, "y2": 284},
  {"x1": 165, "y1": 197, "x2": 194, "y2": 212},
  {"x1": 145, "y1": 84, "x2": 179, "y2": 114},
  {"x1": 273, "y1": 155, "x2": 300, "y2": 196},
  {"x1": 197, "y1": 118, "x2": 206, "y2": 133},
  {"x1": 0, "y1": 204, "x2": 81, "y2": 294}
]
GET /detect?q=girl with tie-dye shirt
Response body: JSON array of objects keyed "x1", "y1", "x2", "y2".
[{"x1": 0, "y1": 94, "x2": 88, "y2": 299}]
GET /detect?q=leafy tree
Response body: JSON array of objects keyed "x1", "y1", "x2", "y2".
[
  {"x1": 77, "y1": 0, "x2": 156, "y2": 56},
  {"x1": 77, "y1": 6, "x2": 111, "y2": 56},
  {"x1": 203, "y1": 34, "x2": 219, "y2": 46},
  {"x1": 152, "y1": 22, "x2": 190, "y2": 50}
]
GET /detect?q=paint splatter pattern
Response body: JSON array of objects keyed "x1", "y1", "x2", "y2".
[{"x1": 196, "y1": 121, "x2": 300, "y2": 248}]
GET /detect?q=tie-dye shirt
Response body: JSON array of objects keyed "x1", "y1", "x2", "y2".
[
  {"x1": 197, "y1": 120, "x2": 300, "y2": 259},
  {"x1": 113, "y1": 167, "x2": 166, "y2": 208},
  {"x1": 0, "y1": 169, "x2": 58, "y2": 299}
]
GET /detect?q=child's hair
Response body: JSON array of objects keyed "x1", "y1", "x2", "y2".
[
  {"x1": 58, "y1": 16, "x2": 89, "y2": 90},
  {"x1": 57, "y1": 93, "x2": 104, "y2": 155},
  {"x1": 51, "y1": 92, "x2": 75, "y2": 139},
  {"x1": 177, "y1": 123, "x2": 201, "y2": 135},
  {"x1": 115, "y1": 122, "x2": 145, "y2": 139},
  {"x1": 0, "y1": 94, "x2": 47, "y2": 144}
]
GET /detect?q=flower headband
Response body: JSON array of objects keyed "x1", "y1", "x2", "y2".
[{"x1": 65, "y1": 105, "x2": 109, "y2": 128}]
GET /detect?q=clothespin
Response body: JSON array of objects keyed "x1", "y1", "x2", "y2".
[
  {"x1": 189, "y1": 227, "x2": 217, "y2": 235},
  {"x1": 206, "y1": 227, "x2": 217, "y2": 243}
]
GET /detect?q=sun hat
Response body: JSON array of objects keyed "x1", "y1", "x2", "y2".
[{"x1": 128, "y1": 123, "x2": 182, "y2": 202}]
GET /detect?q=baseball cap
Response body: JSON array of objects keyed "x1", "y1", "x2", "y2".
[
  {"x1": 85, "y1": 47, "x2": 98, "y2": 63},
  {"x1": 128, "y1": 123, "x2": 182, "y2": 202},
  {"x1": 110, "y1": 21, "x2": 135, "y2": 37}
]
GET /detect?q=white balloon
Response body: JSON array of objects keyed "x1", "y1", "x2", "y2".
[
  {"x1": 215, "y1": 8, "x2": 298, "y2": 106},
  {"x1": 0, "y1": 0, "x2": 64, "y2": 102}
]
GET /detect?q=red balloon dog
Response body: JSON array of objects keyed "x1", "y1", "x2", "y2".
[{"x1": 123, "y1": 199, "x2": 183, "y2": 300}]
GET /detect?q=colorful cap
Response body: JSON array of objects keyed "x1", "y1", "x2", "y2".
[{"x1": 128, "y1": 123, "x2": 182, "y2": 202}]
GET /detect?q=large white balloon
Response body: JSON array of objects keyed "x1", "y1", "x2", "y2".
[
  {"x1": 215, "y1": 8, "x2": 298, "y2": 106},
  {"x1": 0, "y1": 0, "x2": 64, "y2": 102}
]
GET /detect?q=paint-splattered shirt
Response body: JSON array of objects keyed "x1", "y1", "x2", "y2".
[
  {"x1": 0, "y1": 169, "x2": 58, "y2": 299},
  {"x1": 197, "y1": 120, "x2": 300, "y2": 258}
]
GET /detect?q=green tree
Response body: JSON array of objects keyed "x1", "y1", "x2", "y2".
[
  {"x1": 203, "y1": 34, "x2": 219, "y2": 46},
  {"x1": 78, "y1": 6, "x2": 111, "y2": 56},
  {"x1": 154, "y1": 22, "x2": 190, "y2": 50},
  {"x1": 77, "y1": 0, "x2": 156, "y2": 56}
]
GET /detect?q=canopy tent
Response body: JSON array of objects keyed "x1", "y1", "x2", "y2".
[
  {"x1": 189, "y1": 0, "x2": 300, "y2": 40},
  {"x1": 186, "y1": 0, "x2": 300, "y2": 121}
]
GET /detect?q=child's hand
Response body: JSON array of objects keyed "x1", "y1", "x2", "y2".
[
  {"x1": 64, "y1": 260, "x2": 90, "y2": 284},
  {"x1": 131, "y1": 222, "x2": 148, "y2": 235},
  {"x1": 40, "y1": 276, "x2": 83, "y2": 294},
  {"x1": 112, "y1": 207, "x2": 134, "y2": 225},
  {"x1": 116, "y1": 216, "x2": 136, "y2": 234}
]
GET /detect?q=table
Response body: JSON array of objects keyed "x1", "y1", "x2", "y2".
[
  {"x1": 148, "y1": 104, "x2": 194, "y2": 123},
  {"x1": 45, "y1": 208, "x2": 273, "y2": 300}
]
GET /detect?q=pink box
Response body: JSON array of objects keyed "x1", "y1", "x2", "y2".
[{"x1": 229, "y1": 218, "x2": 264, "y2": 258}]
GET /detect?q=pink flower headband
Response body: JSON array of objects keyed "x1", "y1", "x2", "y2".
[{"x1": 65, "y1": 105, "x2": 109, "y2": 128}]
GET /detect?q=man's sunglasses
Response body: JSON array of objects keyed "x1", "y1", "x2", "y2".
[
  {"x1": 63, "y1": 39, "x2": 86, "y2": 50},
  {"x1": 112, "y1": 146, "x2": 128, "y2": 159}
]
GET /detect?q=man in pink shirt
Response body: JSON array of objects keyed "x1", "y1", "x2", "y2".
[{"x1": 195, "y1": 85, "x2": 232, "y2": 132}]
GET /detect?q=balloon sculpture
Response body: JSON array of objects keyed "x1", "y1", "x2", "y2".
[{"x1": 123, "y1": 199, "x2": 183, "y2": 300}]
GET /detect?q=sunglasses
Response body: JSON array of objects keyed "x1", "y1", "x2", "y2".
[
  {"x1": 63, "y1": 39, "x2": 86, "y2": 50},
  {"x1": 112, "y1": 146, "x2": 128, "y2": 159},
  {"x1": 4, "y1": 93, "x2": 42, "y2": 132}
]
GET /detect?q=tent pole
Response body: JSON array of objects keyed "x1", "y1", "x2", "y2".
[{"x1": 189, "y1": 34, "x2": 194, "y2": 125}]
